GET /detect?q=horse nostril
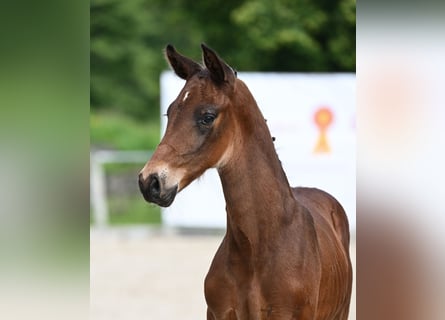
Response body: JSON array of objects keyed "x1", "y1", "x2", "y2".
[{"x1": 149, "y1": 174, "x2": 161, "y2": 197}]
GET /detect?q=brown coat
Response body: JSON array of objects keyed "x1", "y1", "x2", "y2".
[{"x1": 139, "y1": 44, "x2": 352, "y2": 320}]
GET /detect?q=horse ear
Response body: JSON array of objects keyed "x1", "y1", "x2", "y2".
[
  {"x1": 201, "y1": 43, "x2": 236, "y2": 87},
  {"x1": 165, "y1": 44, "x2": 203, "y2": 80}
]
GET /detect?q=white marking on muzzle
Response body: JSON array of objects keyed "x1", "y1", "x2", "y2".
[
  {"x1": 139, "y1": 162, "x2": 151, "y2": 180},
  {"x1": 140, "y1": 162, "x2": 186, "y2": 190}
]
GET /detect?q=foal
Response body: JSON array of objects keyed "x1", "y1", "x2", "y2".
[{"x1": 139, "y1": 44, "x2": 352, "y2": 320}]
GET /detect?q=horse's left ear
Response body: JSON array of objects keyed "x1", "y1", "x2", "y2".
[
  {"x1": 165, "y1": 44, "x2": 203, "y2": 80},
  {"x1": 201, "y1": 43, "x2": 236, "y2": 87}
]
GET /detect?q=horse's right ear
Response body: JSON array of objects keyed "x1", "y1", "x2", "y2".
[
  {"x1": 201, "y1": 43, "x2": 236, "y2": 87},
  {"x1": 165, "y1": 44, "x2": 203, "y2": 80}
]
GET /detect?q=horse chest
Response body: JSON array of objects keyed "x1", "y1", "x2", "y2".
[{"x1": 205, "y1": 246, "x2": 314, "y2": 320}]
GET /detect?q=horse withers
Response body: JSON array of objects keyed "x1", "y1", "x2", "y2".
[{"x1": 138, "y1": 44, "x2": 352, "y2": 320}]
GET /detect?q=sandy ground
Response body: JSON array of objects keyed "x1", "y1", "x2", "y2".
[{"x1": 90, "y1": 227, "x2": 356, "y2": 320}]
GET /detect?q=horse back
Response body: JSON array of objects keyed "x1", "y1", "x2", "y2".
[{"x1": 292, "y1": 187, "x2": 350, "y2": 252}]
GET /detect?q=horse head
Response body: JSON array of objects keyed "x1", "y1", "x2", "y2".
[{"x1": 138, "y1": 44, "x2": 241, "y2": 207}]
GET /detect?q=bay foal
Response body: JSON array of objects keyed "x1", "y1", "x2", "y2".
[{"x1": 138, "y1": 44, "x2": 352, "y2": 320}]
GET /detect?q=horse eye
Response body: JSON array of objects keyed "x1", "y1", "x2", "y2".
[{"x1": 199, "y1": 113, "x2": 216, "y2": 126}]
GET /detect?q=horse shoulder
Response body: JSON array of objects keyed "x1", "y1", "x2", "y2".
[{"x1": 204, "y1": 238, "x2": 239, "y2": 318}]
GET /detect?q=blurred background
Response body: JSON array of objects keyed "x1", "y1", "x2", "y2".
[
  {"x1": 4, "y1": 1, "x2": 445, "y2": 320},
  {"x1": 90, "y1": 0, "x2": 355, "y2": 225},
  {"x1": 90, "y1": 1, "x2": 356, "y2": 319}
]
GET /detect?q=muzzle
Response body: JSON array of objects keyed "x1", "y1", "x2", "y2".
[{"x1": 138, "y1": 172, "x2": 178, "y2": 207}]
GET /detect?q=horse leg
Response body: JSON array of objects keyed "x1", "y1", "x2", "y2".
[
  {"x1": 226, "y1": 309, "x2": 237, "y2": 319},
  {"x1": 334, "y1": 305, "x2": 350, "y2": 320},
  {"x1": 291, "y1": 305, "x2": 316, "y2": 320},
  {"x1": 258, "y1": 305, "x2": 315, "y2": 320},
  {"x1": 207, "y1": 308, "x2": 215, "y2": 320},
  {"x1": 207, "y1": 308, "x2": 238, "y2": 320}
]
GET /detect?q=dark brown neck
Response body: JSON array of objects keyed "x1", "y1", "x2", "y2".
[{"x1": 217, "y1": 119, "x2": 299, "y2": 255}]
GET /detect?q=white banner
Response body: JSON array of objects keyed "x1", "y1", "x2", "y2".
[{"x1": 160, "y1": 72, "x2": 356, "y2": 231}]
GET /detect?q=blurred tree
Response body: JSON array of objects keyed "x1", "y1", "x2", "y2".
[
  {"x1": 230, "y1": 0, "x2": 356, "y2": 71},
  {"x1": 91, "y1": 0, "x2": 355, "y2": 119},
  {"x1": 91, "y1": 0, "x2": 155, "y2": 117}
]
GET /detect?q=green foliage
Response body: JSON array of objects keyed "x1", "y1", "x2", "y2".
[
  {"x1": 91, "y1": 0, "x2": 355, "y2": 124},
  {"x1": 91, "y1": 0, "x2": 160, "y2": 118},
  {"x1": 230, "y1": 0, "x2": 355, "y2": 71},
  {"x1": 90, "y1": 110, "x2": 160, "y2": 150}
]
